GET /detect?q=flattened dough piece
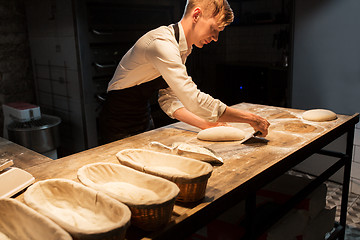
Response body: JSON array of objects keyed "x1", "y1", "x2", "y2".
[
  {"x1": 302, "y1": 109, "x2": 337, "y2": 122},
  {"x1": 197, "y1": 126, "x2": 246, "y2": 141}
]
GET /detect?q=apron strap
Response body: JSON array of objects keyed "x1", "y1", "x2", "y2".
[{"x1": 173, "y1": 23, "x2": 180, "y2": 44}]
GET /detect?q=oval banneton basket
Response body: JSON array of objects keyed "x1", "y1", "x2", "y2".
[
  {"x1": 116, "y1": 149, "x2": 213, "y2": 203},
  {"x1": 0, "y1": 198, "x2": 72, "y2": 240},
  {"x1": 77, "y1": 162, "x2": 180, "y2": 231},
  {"x1": 24, "y1": 179, "x2": 131, "y2": 240}
]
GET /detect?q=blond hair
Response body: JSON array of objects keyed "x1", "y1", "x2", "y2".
[{"x1": 184, "y1": 0, "x2": 234, "y2": 28}]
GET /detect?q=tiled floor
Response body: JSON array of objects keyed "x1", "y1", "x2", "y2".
[
  {"x1": 290, "y1": 170, "x2": 360, "y2": 240},
  {"x1": 325, "y1": 180, "x2": 360, "y2": 239}
]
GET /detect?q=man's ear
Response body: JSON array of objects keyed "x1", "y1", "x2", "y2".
[{"x1": 192, "y1": 7, "x2": 202, "y2": 23}]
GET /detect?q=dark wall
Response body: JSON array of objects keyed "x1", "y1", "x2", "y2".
[{"x1": 0, "y1": 0, "x2": 35, "y2": 137}]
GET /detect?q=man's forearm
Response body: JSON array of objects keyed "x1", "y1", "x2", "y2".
[
  {"x1": 173, "y1": 107, "x2": 226, "y2": 129},
  {"x1": 218, "y1": 107, "x2": 257, "y2": 123}
]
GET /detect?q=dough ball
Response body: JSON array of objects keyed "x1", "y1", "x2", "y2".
[
  {"x1": 302, "y1": 109, "x2": 337, "y2": 122},
  {"x1": 197, "y1": 126, "x2": 246, "y2": 141}
]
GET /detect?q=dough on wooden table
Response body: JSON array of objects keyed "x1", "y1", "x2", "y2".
[
  {"x1": 197, "y1": 126, "x2": 246, "y2": 141},
  {"x1": 24, "y1": 178, "x2": 131, "y2": 240},
  {"x1": 0, "y1": 198, "x2": 72, "y2": 240},
  {"x1": 302, "y1": 109, "x2": 337, "y2": 122}
]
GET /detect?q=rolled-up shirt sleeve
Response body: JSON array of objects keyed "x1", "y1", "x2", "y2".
[
  {"x1": 146, "y1": 37, "x2": 227, "y2": 122},
  {"x1": 158, "y1": 88, "x2": 185, "y2": 117}
]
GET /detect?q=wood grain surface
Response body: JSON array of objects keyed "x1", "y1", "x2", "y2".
[{"x1": 4, "y1": 103, "x2": 358, "y2": 239}]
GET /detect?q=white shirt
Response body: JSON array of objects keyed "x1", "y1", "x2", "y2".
[{"x1": 107, "y1": 23, "x2": 227, "y2": 122}]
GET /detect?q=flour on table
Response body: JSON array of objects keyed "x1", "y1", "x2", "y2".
[{"x1": 0, "y1": 232, "x2": 10, "y2": 240}]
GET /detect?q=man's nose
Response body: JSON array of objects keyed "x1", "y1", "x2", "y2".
[{"x1": 212, "y1": 33, "x2": 219, "y2": 42}]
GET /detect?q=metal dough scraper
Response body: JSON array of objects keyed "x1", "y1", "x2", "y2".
[{"x1": 240, "y1": 131, "x2": 269, "y2": 144}]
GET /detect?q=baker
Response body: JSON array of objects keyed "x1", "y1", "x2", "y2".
[{"x1": 99, "y1": 0, "x2": 270, "y2": 144}]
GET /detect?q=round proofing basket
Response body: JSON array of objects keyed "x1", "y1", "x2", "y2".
[
  {"x1": 24, "y1": 178, "x2": 131, "y2": 240},
  {"x1": 116, "y1": 149, "x2": 213, "y2": 202},
  {"x1": 176, "y1": 179, "x2": 209, "y2": 203},
  {"x1": 0, "y1": 198, "x2": 72, "y2": 240},
  {"x1": 129, "y1": 199, "x2": 176, "y2": 231},
  {"x1": 77, "y1": 162, "x2": 180, "y2": 231}
]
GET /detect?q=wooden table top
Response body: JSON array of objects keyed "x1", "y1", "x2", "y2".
[
  {"x1": 9, "y1": 103, "x2": 359, "y2": 239},
  {"x1": 0, "y1": 138, "x2": 52, "y2": 170}
]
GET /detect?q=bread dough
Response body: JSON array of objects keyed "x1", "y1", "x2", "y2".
[
  {"x1": 302, "y1": 109, "x2": 337, "y2": 122},
  {"x1": 77, "y1": 162, "x2": 179, "y2": 206},
  {"x1": 78, "y1": 162, "x2": 179, "y2": 231},
  {"x1": 116, "y1": 149, "x2": 213, "y2": 183},
  {"x1": 175, "y1": 143, "x2": 223, "y2": 164},
  {"x1": 0, "y1": 198, "x2": 72, "y2": 240},
  {"x1": 149, "y1": 141, "x2": 223, "y2": 164},
  {"x1": 0, "y1": 232, "x2": 10, "y2": 240},
  {"x1": 197, "y1": 126, "x2": 246, "y2": 141},
  {"x1": 116, "y1": 149, "x2": 213, "y2": 203},
  {"x1": 24, "y1": 179, "x2": 131, "y2": 239}
]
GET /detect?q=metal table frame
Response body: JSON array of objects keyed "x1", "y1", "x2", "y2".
[{"x1": 244, "y1": 120, "x2": 356, "y2": 240}]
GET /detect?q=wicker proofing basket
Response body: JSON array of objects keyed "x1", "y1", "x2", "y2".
[
  {"x1": 77, "y1": 162, "x2": 180, "y2": 231},
  {"x1": 24, "y1": 179, "x2": 131, "y2": 240},
  {"x1": 0, "y1": 198, "x2": 72, "y2": 240},
  {"x1": 116, "y1": 149, "x2": 213, "y2": 203}
]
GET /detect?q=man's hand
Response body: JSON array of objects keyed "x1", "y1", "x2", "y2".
[
  {"x1": 173, "y1": 106, "x2": 270, "y2": 136},
  {"x1": 218, "y1": 106, "x2": 270, "y2": 137},
  {"x1": 249, "y1": 115, "x2": 270, "y2": 137}
]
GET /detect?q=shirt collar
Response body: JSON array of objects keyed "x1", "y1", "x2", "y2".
[{"x1": 177, "y1": 22, "x2": 192, "y2": 54}]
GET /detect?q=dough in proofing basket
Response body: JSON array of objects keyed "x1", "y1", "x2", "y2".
[
  {"x1": 0, "y1": 198, "x2": 72, "y2": 240},
  {"x1": 77, "y1": 162, "x2": 180, "y2": 231},
  {"x1": 24, "y1": 178, "x2": 131, "y2": 240},
  {"x1": 116, "y1": 149, "x2": 213, "y2": 202},
  {"x1": 77, "y1": 162, "x2": 179, "y2": 206},
  {"x1": 116, "y1": 149, "x2": 213, "y2": 184}
]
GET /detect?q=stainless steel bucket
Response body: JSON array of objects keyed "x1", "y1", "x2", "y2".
[{"x1": 7, "y1": 114, "x2": 61, "y2": 154}]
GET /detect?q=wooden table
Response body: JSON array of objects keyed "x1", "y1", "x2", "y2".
[
  {"x1": 0, "y1": 137, "x2": 53, "y2": 170},
  {"x1": 13, "y1": 103, "x2": 359, "y2": 240}
]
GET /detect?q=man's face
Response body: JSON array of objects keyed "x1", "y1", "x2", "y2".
[{"x1": 193, "y1": 15, "x2": 224, "y2": 48}]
